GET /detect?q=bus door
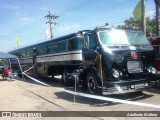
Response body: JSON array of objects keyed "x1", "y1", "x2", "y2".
[
  {"x1": 83, "y1": 32, "x2": 104, "y2": 91},
  {"x1": 83, "y1": 32, "x2": 98, "y2": 62}
]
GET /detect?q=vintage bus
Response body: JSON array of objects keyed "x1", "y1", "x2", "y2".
[{"x1": 9, "y1": 25, "x2": 158, "y2": 95}]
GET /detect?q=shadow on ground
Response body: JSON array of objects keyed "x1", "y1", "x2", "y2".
[
  {"x1": 19, "y1": 75, "x2": 154, "y2": 107},
  {"x1": 18, "y1": 75, "x2": 63, "y2": 87},
  {"x1": 54, "y1": 91, "x2": 153, "y2": 107},
  {"x1": 144, "y1": 87, "x2": 160, "y2": 94}
]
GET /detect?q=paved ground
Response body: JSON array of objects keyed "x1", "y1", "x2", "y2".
[{"x1": 0, "y1": 76, "x2": 160, "y2": 120}]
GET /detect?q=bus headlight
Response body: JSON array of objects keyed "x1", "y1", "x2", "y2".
[
  {"x1": 147, "y1": 67, "x2": 157, "y2": 74},
  {"x1": 113, "y1": 69, "x2": 119, "y2": 78}
]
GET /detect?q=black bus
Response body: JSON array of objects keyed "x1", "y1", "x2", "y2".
[{"x1": 9, "y1": 26, "x2": 158, "y2": 95}]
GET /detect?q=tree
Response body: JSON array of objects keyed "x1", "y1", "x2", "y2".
[
  {"x1": 124, "y1": 17, "x2": 141, "y2": 29},
  {"x1": 124, "y1": 17, "x2": 156, "y2": 36},
  {"x1": 155, "y1": 0, "x2": 160, "y2": 7},
  {"x1": 146, "y1": 17, "x2": 156, "y2": 36}
]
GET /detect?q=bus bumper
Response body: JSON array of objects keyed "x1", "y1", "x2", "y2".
[{"x1": 101, "y1": 77, "x2": 158, "y2": 95}]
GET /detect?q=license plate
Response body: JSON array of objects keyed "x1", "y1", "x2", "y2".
[
  {"x1": 127, "y1": 61, "x2": 142, "y2": 73},
  {"x1": 135, "y1": 84, "x2": 145, "y2": 89}
]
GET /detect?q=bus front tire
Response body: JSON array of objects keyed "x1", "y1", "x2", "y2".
[{"x1": 86, "y1": 72, "x2": 100, "y2": 94}]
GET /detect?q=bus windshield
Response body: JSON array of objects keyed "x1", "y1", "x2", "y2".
[
  {"x1": 98, "y1": 30, "x2": 150, "y2": 46},
  {"x1": 126, "y1": 31, "x2": 150, "y2": 45}
]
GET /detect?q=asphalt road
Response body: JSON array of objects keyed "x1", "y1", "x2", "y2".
[{"x1": 0, "y1": 75, "x2": 160, "y2": 120}]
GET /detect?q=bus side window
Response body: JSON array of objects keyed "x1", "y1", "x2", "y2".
[
  {"x1": 37, "y1": 46, "x2": 47, "y2": 55},
  {"x1": 70, "y1": 37, "x2": 84, "y2": 50},
  {"x1": 26, "y1": 49, "x2": 33, "y2": 57},
  {"x1": 59, "y1": 41, "x2": 68, "y2": 52},
  {"x1": 88, "y1": 33, "x2": 97, "y2": 49},
  {"x1": 48, "y1": 43, "x2": 58, "y2": 53}
]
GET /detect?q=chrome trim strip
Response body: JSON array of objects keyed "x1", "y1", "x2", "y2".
[{"x1": 37, "y1": 50, "x2": 83, "y2": 63}]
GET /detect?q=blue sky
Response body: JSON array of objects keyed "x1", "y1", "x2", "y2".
[{"x1": 0, "y1": 0, "x2": 156, "y2": 52}]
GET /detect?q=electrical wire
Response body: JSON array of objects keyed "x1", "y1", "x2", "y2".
[{"x1": 2, "y1": 0, "x2": 156, "y2": 52}]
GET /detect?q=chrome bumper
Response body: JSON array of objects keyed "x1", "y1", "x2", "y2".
[{"x1": 100, "y1": 82, "x2": 153, "y2": 95}]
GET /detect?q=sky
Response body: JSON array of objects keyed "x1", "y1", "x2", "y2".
[{"x1": 0, "y1": 0, "x2": 156, "y2": 52}]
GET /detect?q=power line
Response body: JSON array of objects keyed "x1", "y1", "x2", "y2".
[
  {"x1": 60, "y1": 0, "x2": 132, "y2": 26},
  {"x1": 57, "y1": 0, "x2": 91, "y2": 16},
  {"x1": 5, "y1": 1, "x2": 88, "y2": 37}
]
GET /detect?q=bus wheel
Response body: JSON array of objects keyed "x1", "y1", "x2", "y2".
[
  {"x1": 62, "y1": 69, "x2": 71, "y2": 86},
  {"x1": 86, "y1": 72, "x2": 99, "y2": 94}
]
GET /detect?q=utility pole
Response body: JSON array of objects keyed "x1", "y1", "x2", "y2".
[
  {"x1": 45, "y1": 11, "x2": 59, "y2": 39},
  {"x1": 155, "y1": 0, "x2": 160, "y2": 36},
  {"x1": 141, "y1": 0, "x2": 146, "y2": 34}
]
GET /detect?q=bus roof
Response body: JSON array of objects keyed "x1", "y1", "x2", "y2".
[{"x1": 9, "y1": 30, "x2": 90, "y2": 53}]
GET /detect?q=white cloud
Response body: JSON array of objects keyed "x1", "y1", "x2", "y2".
[
  {"x1": 146, "y1": 10, "x2": 155, "y2": 17},
  {"x1": 39, "y1": 6, "x2": 48, "y2": 11},
  {"x1": 20, "y1": 17, "x2": 32, "y2": 21},
  {"x1": 39, "y1": 7, "x2": 48, "y2": 11},
  {"x1": 0, "y1": 4, "x2": 19, "y2": 10}
]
